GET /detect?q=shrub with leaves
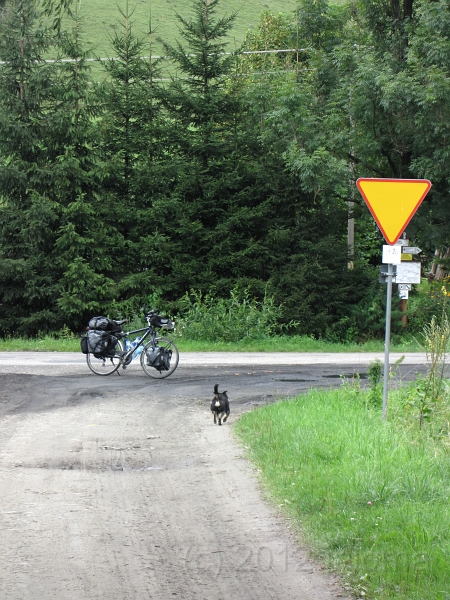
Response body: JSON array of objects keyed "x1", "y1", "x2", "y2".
[
  {"x1": 175, "y1": 286, "x2": 296, "y2": 342},
  {"x1": 407, "y1": 280, "x2": 450, "y2": 335}
]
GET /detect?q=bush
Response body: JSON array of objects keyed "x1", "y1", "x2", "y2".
[
  {"x1": 407, "y1": 279, "x2": 450, "y2": 335},
  {"x1": 325, "y1": 277, "x2": 405, "y2": 343},
  {"x1": 175, "y1": 286, "x2": 296, "y2": 342}
]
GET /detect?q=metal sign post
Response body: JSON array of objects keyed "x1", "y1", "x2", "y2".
[
  {"x1": 381, "y1": 245, "x2": 402, "y2": 419},
  {"x1": 382, "y1": 263, "x2": 393, "y2": 420},
  {"x1": 381, "y1": 245, "x2": 401, "y2": 419}
]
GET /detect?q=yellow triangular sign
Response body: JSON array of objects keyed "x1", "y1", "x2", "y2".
[{"x1": 356, "y1": 178, "x2": 431, "y2": 245}]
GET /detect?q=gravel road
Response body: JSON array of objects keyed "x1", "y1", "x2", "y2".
[{"x1": 0, "y1": 352, "x2": 427, "y2": 599}]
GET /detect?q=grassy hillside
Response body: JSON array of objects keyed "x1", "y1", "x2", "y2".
[{"x1": 75, "y1": 0, "x2": 299, "y2": 59}]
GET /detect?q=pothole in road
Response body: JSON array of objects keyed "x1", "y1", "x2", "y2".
[
  {"x1": 13, "y1": 455, "x2": 207, "y2": 472},
  {"x1": 14, "y1": 461, "x2": 166, "y2": 472},
  {"x1": 322, "y1": 372, "x2": 368, "y2": 379},
  {"x1": 67, "y1": 389, "x2": 106, "y2": 405},
  {"x1": 273, "y1": 378, "x2": 310, "y2": 382}
]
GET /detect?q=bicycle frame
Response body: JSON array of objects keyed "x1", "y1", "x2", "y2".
[{"x1": 117, "y1": 325, "x2": 158, "y2": 364}]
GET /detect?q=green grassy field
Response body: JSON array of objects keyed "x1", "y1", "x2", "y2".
[
  {"x1": 70, "y1": 0, "x2": 298, "y2": 59},
  {"x1": 235, "y1": 386, "x2": 450, "y2": 600}
]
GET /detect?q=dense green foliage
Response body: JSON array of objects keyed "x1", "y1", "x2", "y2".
[
  {"x1": 175, "y1": 286, "x2": 291, "y2": 342},
  {"x1": 1, "y1": 0, "x2": 450, "y2": 339}
]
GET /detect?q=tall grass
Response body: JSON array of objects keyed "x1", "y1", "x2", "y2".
[{"x1": 235, "y1": 386, "x2": 450, "y2": 600}]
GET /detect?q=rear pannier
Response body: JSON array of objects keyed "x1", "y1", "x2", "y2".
[
  {"x1": 84, "y1": 316, "x2": 122, "y2": 357},
  {"x1": 87, "y1": 330, "x2": 111, "y2": 356},
  {"x1": 80, "y1": 335, "x2": 89, "y2": 354}
]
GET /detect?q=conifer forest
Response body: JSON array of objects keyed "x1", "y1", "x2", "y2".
[{"x1": 1, "y1": 0, "x2": 450, "y2": 340}]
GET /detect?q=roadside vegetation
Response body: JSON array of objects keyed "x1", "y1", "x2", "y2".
[
  {"x1": 235, "y1": 316, "x2": 450, "y2": 600},
  {"x1": 0, "y1": 334, "x2": 420, "y2": 353},
  {"x1": 0, "y1": 287, "x2": 420, "y2": 353},
  {"x1": 235, "y1": 382, "x2": 450, "y2": 600}
]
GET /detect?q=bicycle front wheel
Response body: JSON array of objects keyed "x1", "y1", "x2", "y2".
[
  {"x1": 87, "y1": 339, "x2": 123, "y2": 376},
  {"x1": 140, "y1": 338, "x2": 179, "y2": 379}
]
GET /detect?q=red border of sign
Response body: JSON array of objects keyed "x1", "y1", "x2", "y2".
[{"x1": 356, "y1": 178, "x2": 432, "y2": 245}]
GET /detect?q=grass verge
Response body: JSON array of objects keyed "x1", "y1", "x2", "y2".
[
  {"x1": 0, "y1": 336, "x2": 82, "y2": 352},
  {"x1": 0, "y1": 334, "x2": 420, "y2": 353},
  {"x1": 234, "y1": 386, "x2": 450, "y2": 600}
]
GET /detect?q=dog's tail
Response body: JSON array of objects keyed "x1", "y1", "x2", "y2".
[{"x1": 214, "y1": 383, "x2": 219, "y2": 394}]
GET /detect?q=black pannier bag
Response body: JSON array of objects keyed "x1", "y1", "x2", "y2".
[
  {"x1": 105, "y1": 335, "x2": 118, "y2": 356},
  {"x1": 149, "y1": 315, "x2": 174, "y2": 330},
  {"x1": 87, "y1": 330, "x2": 111, "y2": 356},
  {"x1": 80, "y1": 335, "x2": 89, "y2": 354},
  {"x1": 88, "y1": 316, "x2": 113, "y2": 331},
  {"x1": 145, "y1": 346, "x2": 172, "y2": 371},
  {"x1": 85, "y1": 317, "x2": 122, "y2": 357},
  {"x1": 110, "y1": 320, "x2": 123, "y2": 335}
]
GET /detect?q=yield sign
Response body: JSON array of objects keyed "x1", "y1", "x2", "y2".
[{"x1": 356, "y1": 178, "x2": 432, "y2": 245}]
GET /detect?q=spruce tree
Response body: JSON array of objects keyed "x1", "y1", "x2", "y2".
[
  {"x1": 161, "y1": 0, "x2": 237, "y2": 169},
  {"x1": 0, "y1": 0, "x2": 61, "y2": 334},
  {"x1": 101, "y1": 2, "x2": 163, "y2": 201},
  {"x1": 98, "y1": 3, "x2": 168, "y2": 306},
  {"x1": 146, "y1": 0, "x2": 243, "y2": 297},
  {"x1": 0, "y1": 1, "x2": 121, "y2": 334},
  {"x1": 50, "y1": 8, "x2": 120, "y2": 326}
]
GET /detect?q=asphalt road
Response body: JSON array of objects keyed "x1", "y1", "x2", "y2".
[
  {"x1": 0, "y1": 352, "x2": 428, "y2": 600},
  {"x1": 0, "y1": 351, "x2": 428, "y2": 413}
]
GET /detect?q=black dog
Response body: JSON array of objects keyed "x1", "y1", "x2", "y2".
[{"x1": 211, "y1": 384, "x2": 230, "y2": 426}]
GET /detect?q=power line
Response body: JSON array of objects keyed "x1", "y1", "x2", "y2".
[{"x1": 0, "y1": 47, "x2": 306, "y2": 65}]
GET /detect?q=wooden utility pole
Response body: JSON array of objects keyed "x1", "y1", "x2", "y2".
[
  {"x1": 399, "y1": 231, "x2": 407, "y2": 327},
  {"x1": 348, "y1": 201, "x2": 354, "y2": 270}
]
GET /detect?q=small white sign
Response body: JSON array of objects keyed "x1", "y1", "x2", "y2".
[
  {"x1": 396, "y1": 239, "x2": 409, "y2": 246},
  {"x1": 397, "y1": 262, "x2": 421, "y2": 284},
  {"x1": 382, "y1": 245, "x2": 402, "y2": 264},
  {"x1": 398, "y1": 284, "x2": 412, "y2": 291},
  {"x1": 399, "y1": 290, "x2": 409, "y2": 300}
]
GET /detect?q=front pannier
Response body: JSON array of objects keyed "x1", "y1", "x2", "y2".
[{"x1": 145, "y1": 346, "x2": 172, "y2": 371}]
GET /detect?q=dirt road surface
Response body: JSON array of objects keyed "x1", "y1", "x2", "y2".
[{"x1": 0, "y1": 352, "x2": 427, "y2": 599}]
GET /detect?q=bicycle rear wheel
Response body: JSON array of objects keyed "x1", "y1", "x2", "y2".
[
  {"x1": 140, "y1": 338, "x2": 179, "y2": 379},
  {"x1": 87, "y1": 340, "x2": 123, "y2": 376}
]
